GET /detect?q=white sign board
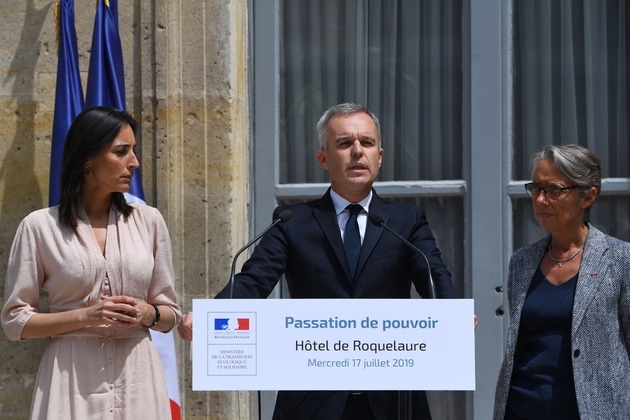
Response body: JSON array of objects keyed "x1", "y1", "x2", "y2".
[{"x1": 192, "y1": 299, "x2": 475, "y2": 391}]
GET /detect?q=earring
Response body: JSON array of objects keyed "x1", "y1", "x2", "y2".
[{"x1": 85, "y1": 168, "x2": 90, "y2": 175}]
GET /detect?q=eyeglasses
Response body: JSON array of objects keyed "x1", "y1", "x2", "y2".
[{"x1": 524, "y1": 183, "x2": 578, "y2": 200}]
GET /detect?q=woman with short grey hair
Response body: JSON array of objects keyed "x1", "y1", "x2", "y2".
[
  {"x1": 494, "y1": 144, "x2": 630, "y2": 419},
  {"x1": 531, "y1": 143, "x2": 602, "y2": 204}
]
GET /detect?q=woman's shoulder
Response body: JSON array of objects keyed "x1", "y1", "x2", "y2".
[
  {"x1": 588, "y1": 225, "x2": 630, "y2": 256},
  {"x1": 19, "y1": 207, "x2": 61, "y2": 228},
  {"x1": 127, "y1": 204, "x2": 168, "y2": 230},
  {"x1": 9, "y1": 207, "x2": 65, "y2": 243},
  {"x1": 594, "y1": 231, "x2": 630, "y2": 262},
  {"x1": 129, "y1": 203, "x2": 160, "y2": 217}
]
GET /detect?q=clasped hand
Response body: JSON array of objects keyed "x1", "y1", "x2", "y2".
[{"x1": 88, "y1": 295, "x2": 150, "y2": 328}]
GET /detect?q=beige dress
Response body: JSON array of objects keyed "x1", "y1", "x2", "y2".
[{"x1": 1, "y1": 204, "x2": 181, "y2": 420}]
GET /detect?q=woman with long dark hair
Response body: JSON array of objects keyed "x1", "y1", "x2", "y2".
[{"x1": 2, "y1": 107, "x2": 180, "y2": 419}]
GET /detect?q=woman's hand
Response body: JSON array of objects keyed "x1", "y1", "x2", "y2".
[
  {"x1": 88, "y1": 295, "x2": 140, "y2": 328},
  {"x1": 178, "y1": 311, "x2": 193, "y2": 341},
  {"x1": 20, "y1": 295, "x2": 139, "y2": 338}
]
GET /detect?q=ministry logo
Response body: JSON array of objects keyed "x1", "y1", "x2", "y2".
[
  {"x1": 214, "y1": 318, "x2": 250, "y2": 331},
  {"x1": 208, "y1": 312, "x2": 256, "y2": 344}
]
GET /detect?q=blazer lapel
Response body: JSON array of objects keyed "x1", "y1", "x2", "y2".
[
  {"x1": 312, "y1": 190, "x2": 353, "y2": 280},
  {"x1": 511, "y1": 237, "x2": 548, "y2": 315},
  {"x1": 355, "y1": 192, "x2": 387, "y2": 279},
  {"x1": 571, "y1": 225, "x2": 609, "y2": 337}
]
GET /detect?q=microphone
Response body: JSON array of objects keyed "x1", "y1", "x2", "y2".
[
  {"x1": 227, "y1": 209, "x2": 293, "y2": 298},
  {"x1": 367, "y1": 213, "x2": 436, "y2": 299}
]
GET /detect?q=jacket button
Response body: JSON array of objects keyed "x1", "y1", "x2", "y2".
[{"x1": 573, "y1": 349, "x2": 580, "y2": 358}]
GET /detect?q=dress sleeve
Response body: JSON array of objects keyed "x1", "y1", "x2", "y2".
[
  {"x1": 145, "y1": 207, "x2": 181, "y2": 329},
  {"x1": 1, "y1": 216, "x2": 45, "y2": 341}
]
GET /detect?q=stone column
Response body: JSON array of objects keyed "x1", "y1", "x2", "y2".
[{"x1": 134, "y1": 1, "x2": 254, "y2": 418}]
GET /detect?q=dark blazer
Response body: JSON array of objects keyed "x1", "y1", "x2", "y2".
[
  {"x1": 219, "y1": 189, "x2": 458, "y2": 420},
  {"x1": 493, "y1": 224, "x2": 630, "y2": 420}
]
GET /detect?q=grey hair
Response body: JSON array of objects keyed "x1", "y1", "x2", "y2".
[
  {"x1": 531, "y1": 144, "x2": 602, "y2": 208},
  {"x1": 316, "y1": 103, "x2": 381, "y2": 151}
]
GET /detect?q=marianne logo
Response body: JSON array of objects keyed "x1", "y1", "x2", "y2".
[
  {"x1": 209, "y1": 313, "x2": 255, "y2": 344},
  {"x1": 214, "y1": 318, "x2": 250, "y2": 331}
]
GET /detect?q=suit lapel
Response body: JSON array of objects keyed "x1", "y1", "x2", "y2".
[
  {"x1": 312, "y1": 190, "x2": 353, "y2": 280},
  {"x1": 355, "y1": 192, "x2": 387, "y2": 279},
  {"x1": 511, "y1": 237, "x2": 548, "y2": 318},
  {"x1": 311, "y1": 189, "x2": 387, "y2": 283},
  {"x1": 572, "y1": 225, "x2": 609, "y2": 337}
]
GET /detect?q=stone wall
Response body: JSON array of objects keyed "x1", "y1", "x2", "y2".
[{"x1": 0, "y1": 1, "x2": 253, "y2": 418}]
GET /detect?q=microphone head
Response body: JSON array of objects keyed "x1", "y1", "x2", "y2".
[
  {"x1": 368, "y1": 213, "x2": 384, "y2": 226},
  {"x1": 276, "y1": 209, "x2": 293, "y2": 223}
]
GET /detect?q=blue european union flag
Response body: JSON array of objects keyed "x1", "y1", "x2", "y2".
[
  {"x1": 49, "y1": 0, "x2": 84, "y2": 206},
  {"x1": 85, "y1": 0, "x2": 145, "y2": 203}
]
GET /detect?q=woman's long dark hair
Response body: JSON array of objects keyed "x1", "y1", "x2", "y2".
[{"x1": 58, "y1": 106, "x2": 137, "y2": 229}]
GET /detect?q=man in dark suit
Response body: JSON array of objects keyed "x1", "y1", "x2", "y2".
[{"x1": 179, "y1": 103, "x2": 459, "y2": 419}]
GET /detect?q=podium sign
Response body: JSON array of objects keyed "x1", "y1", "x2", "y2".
[{"x1": 192, "y1": 298, "x2": 475, "y2": 391}]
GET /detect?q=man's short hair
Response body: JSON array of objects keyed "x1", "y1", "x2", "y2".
[{"x1": 316, "y1": 103, "x2": 381, "y2": 151}]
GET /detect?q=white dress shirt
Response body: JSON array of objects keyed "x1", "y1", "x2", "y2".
[{"x1": 330, "y1": 189, "x2": 372, "y2": 245}]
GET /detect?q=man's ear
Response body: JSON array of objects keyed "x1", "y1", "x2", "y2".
[{"x1": 315, "y1": 149, "x2": 328, "y2": 170}]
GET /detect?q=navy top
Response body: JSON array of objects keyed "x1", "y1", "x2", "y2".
[{"x1": 506, "y1": 267, "x2": 580, "y2": 419}]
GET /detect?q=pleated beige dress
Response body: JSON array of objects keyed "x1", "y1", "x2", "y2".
[{"x1": 1, "y1": 204, "x2": 181, "y2": 420}]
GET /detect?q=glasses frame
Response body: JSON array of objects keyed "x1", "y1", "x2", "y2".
[{"x1": 524, "y1": 182, "x2": 578, "y2": 200}]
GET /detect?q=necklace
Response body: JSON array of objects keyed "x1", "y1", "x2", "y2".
[{"x1": 548, "y1": 243, "x2": 585, "y2": 267}]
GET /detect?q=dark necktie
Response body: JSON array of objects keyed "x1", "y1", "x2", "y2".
[{"x1": 344, "y1": 204, "x2": 362, "y2": 279}]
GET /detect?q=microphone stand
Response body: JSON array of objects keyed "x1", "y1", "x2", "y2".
[
  {"x1": 368, "y1": 213, "x2": 437, "y2": 299},
  {"x1": 368, "y1": 213, "x2": 438, "y2": 420},
  {"x1": 227, "y1": 209, "x2": 293, "y2": 299}
]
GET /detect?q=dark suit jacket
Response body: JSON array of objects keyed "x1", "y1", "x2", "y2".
[{"x1": 218, "y1": 189, "x2": 458, "y2": 420}]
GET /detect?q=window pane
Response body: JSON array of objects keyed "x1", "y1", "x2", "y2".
[
  {"x1": 279, "y1": 0, "x2": 463, "y2": 184},
  {"x1": 512, "y1": 0, "x2": 630, "y2": 180}
]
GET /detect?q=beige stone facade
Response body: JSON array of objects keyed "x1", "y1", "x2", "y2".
[{"x1": 0, "y1": 1, "x2": 254, "y2": 418}]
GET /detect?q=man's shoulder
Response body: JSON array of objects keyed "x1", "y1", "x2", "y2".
[
  {"x1": 371, "y1": 194, "x2": 425, "y2": 215},
  {"x1": 273, "y1": 193, "x2": 332, "y2": 216}
]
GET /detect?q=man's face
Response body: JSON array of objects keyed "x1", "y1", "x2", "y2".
[{"x1": 315, "y1": 112, "x2": 383, "y2": 202}]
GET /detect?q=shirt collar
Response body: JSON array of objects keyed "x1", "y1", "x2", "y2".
[{"x1": 330, "y1": 189, "x2": 372, "y2": 216}]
